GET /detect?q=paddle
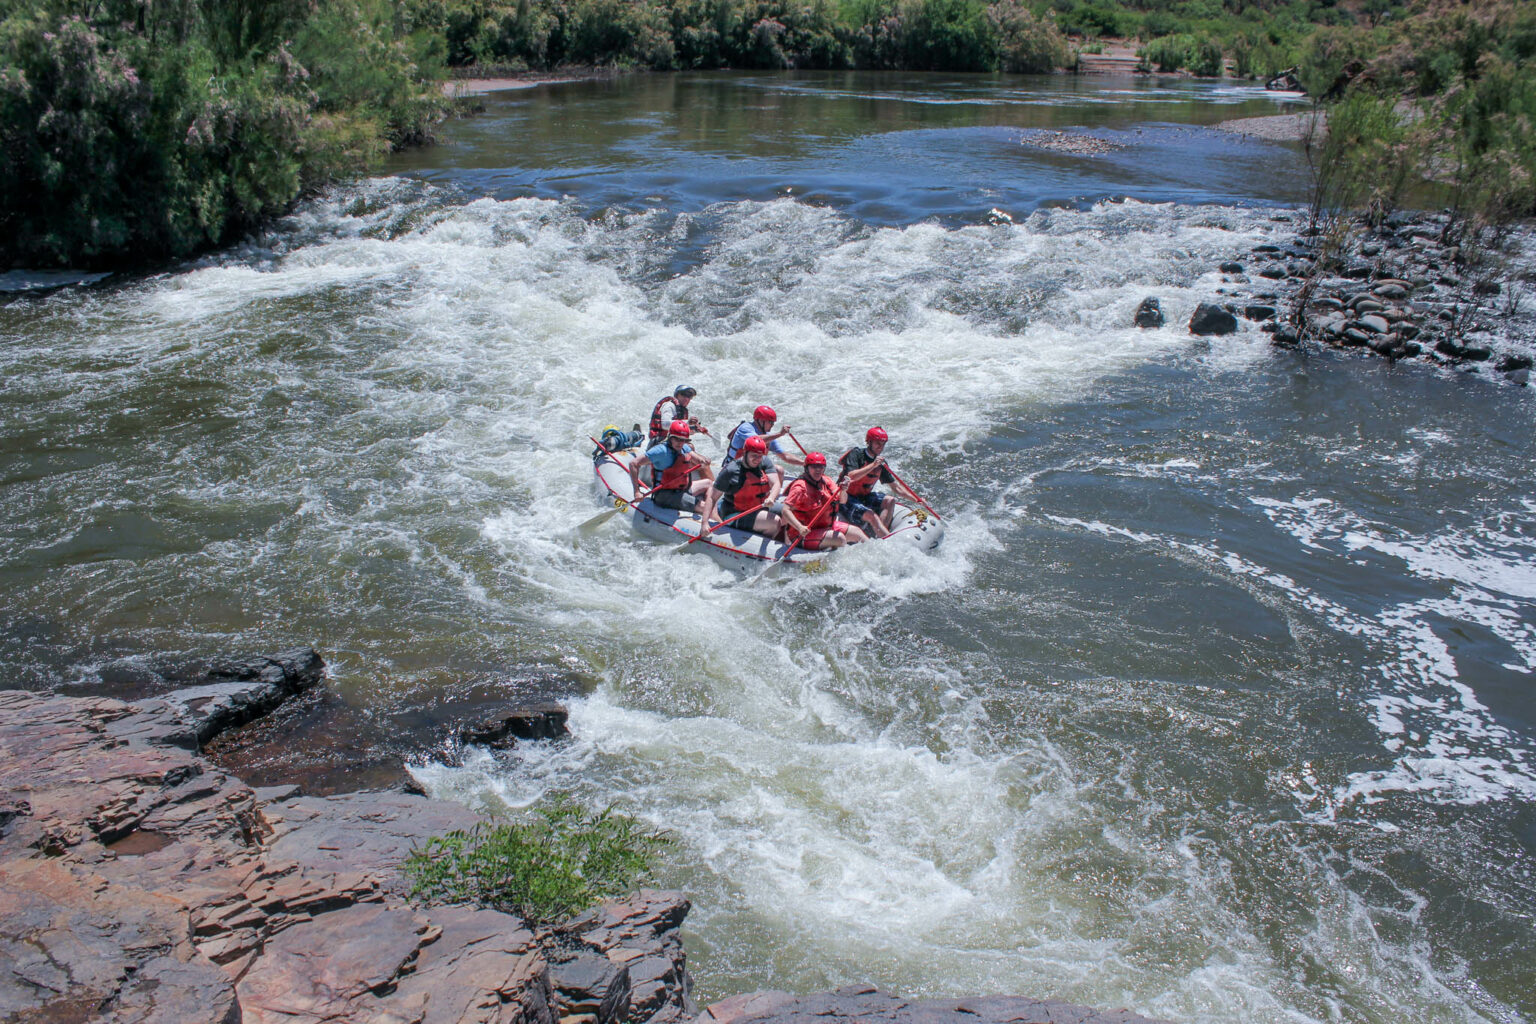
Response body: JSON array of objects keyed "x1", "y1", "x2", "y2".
[
  {"x1": 746, "y1": 485, "x2": 841, "y2": 585},
  {"x1": 882, "y1": 462, "x2": 941, "y2": 521},
  {"x1": 673, "y1": 502, "x2": 766, "y2": 552},
  {"x1": 580, "y1": 436, "x2": 650, "y2": 532},
  {"x1": 782, "y1": 430, "x2": 810, "y2": 457}
]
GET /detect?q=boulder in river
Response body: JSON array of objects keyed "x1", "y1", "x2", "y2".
[
  {"x1": 1133, "y1": 297, "x2": 1164, "y2": 328},
  {"x1": 1189, "y1": 303, "x2": 1239, "y2": 336}
]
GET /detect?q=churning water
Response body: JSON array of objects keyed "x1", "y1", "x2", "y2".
[{"x1": 2, "y1": 73, "x2": 1533, "y2": 1024}]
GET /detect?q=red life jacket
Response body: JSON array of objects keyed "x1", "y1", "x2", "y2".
[
  {"x1": 785, "y1": 474, "x2": 839, "y2": 533},
  {"x1": 653, "y1": 448, "x2": 699, "y2": 491},
  {"x1": 723, "y1": 461, "x2": 773, "y2": 514},
  {"x1": 838, "y1": 446, "x2": 887, "y2": 498},
  {"x1": 648, "y1": 396, "x2": 683, "y2": 443}
]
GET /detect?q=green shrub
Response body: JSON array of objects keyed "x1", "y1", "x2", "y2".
[
  {"x1": 987, "y1": 0, "x2": 1069, "y2": 72},
  {"x1": 1139, "y1": 33, "x2": 1190, "y2": 72},
  {"x1": 1189, "y1": 34, "x2": 1223, "y2": 77},
  {"x1": 897, "y1": 0, "x2": 991, "y2": 71},
  {"x1": 402, "y1": 799, "x2": 672, "y2": 926}
]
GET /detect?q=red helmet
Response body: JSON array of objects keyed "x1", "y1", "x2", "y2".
[
  {"x1": 668, "y1": 420, "x2": 691, "y2": 439},
  {"x1": 804, "y1": 452, "x2": 827, "y2": 467},
  {"x1": 743, "y1": 435, "x2": 768, "y2": 454},
  {"x1": 866, "y1": 427, "x2": 888, "y2": 445},
  {"x1": 753, "y1": 404, "x2": 777, "y2": 424}
]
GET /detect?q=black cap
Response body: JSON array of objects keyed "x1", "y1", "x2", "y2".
[{"x1": 675, "y1": 385, "x2": 697, "y2": 396}]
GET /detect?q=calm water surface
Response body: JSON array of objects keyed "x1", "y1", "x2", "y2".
[{"x1": 2, "y1": 73, "x2": 1533, "y2": 1024}]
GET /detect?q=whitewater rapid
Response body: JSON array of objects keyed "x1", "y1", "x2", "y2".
[{"x1": 3, "y1": 178, "x2": 1533, "y2": 1024}]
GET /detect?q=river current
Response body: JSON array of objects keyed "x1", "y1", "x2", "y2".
[{"x1": 2, "y1": 74, "x2": 1534, "y2": 1024}]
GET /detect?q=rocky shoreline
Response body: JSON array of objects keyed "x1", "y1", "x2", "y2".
[
  {"x1": 1, "y1": 652, "x2": 1171, "y2": 1024},
  {"x1": 1144, "y1": 210, "x2": 1533, "y2": 385}
]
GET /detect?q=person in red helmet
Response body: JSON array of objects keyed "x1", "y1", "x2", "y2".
[
  {"x1": 781, "y1": 452, "x2": 868, "y2": 551},
  {"x1": 630, "y1": 419, "x2": 714, "y2": 513},
  {"x1": 725, "y1": 404, "x2": 802, "y2": 467},
  {"x1": 837, "y1": 426, "x2": 918, "y2": 538},
  {"x1": 699, "y1": 434, "x2": 783, "y2": 539}
]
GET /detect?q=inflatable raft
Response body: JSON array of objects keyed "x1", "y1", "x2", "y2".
[{"x1": 591, "y1": 444, "x2": 944, "y2": 571}]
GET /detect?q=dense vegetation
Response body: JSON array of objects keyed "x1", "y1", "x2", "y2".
[
  {"x1": 403, "y1": 800, "x2": 671, "y2": 926},
  {"x1": 3, "y1": 0, "x2": 1531, "y2": 270},
  {"x1": 0, "y1": 0, "x2": 447, "y2": 269}
]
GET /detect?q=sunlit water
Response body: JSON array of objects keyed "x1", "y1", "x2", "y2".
[{"x1": 2, "y1": 73, "x2": 1534, "y2": 1024}]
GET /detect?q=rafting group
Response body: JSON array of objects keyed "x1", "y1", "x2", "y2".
[{"x1": 592, "y1": 384, "x2": 943, "y2": 562}]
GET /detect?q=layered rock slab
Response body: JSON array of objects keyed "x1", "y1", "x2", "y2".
[{"x1": 0, "y1": 688, "x2": 688, "y2": 1024}]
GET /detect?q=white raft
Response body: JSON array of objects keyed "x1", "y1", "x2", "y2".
[{"x1": 592, "y1": 445, "x2": 944, "y2": 570}]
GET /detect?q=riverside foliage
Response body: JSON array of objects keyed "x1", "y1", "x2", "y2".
[
  {"x1": 0, "y1": 0, "x2": 447, "y2": 269},
  {"x1": 403, "y1": 800, "x2": 671, "y2": 926}
]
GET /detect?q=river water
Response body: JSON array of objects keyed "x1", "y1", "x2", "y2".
[{"x1": 3, "y1": 73, "x2": 1534, "y2": 1023}]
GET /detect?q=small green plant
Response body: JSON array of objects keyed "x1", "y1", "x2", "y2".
[{"x1": 402, "y1": 798, "x2": 671, "y2": 926}]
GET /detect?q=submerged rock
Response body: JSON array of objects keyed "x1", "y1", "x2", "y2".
[{"x1": 1133, "y1": 297, "x2": 1164, "y2": 328}]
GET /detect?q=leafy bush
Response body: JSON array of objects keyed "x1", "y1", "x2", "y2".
[
  {"x1": 403, "y1": 799, "x2": 672, "y2": 926},
  {"x1": 0, "y1": 0, "x2": 446, "y2": 270},
  {"x1": 987, "y1": 0, "x2": 1069, "y2": 73},
  {"x1": 1139, "y1": 33, "x2": 1189, "y2": 72},
  {"x1": 1189, "y1": 34, "x2": 1223, "y2": 76}
]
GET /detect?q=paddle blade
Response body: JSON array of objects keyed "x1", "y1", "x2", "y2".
[{"x1": 578, "y1": 506, "x2": 623, "y2": 533}]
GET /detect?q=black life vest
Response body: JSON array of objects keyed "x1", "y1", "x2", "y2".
[
  {"x1": 721, "y1": 459, "x2": 773, "y2": 515},
  {"x1": 838, "y1": 446, "x2": 886, "y2": 498}
]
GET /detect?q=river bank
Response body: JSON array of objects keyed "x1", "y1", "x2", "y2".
[{"x1": 0, "y1": 653, "x2": 1170, "y2": 1024}]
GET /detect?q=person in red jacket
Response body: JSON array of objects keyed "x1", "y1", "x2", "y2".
[{"x1": 780, "y1": 452, "x2": 868, "y2": 551}]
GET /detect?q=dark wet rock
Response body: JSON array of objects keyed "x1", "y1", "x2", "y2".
[
  {"x1": 1132, "y1": 297, "x2": 1164, "y2": 328},
  {"x1": 698, "y1": 985, "x2": 1173, "y2": 1024},
  {"x1": 1349, "y1": 296, "x2": 1385, "y2": 313},
  {"x1": 1462, "y1": 344, "x2": 1493, "y2": 361},
  {"x1": 1219, "y1": 261, "x2": 1244, "y2": 274},
  {"x1": 1258, "y1": 265, "x2": 1287, "y2": 280},
  {"x1": 459, "y1": 703, "x2": 571, "y2": 750},
  {"x1": 1188, "y1": 303, "x2": 1239, "y2": 336},
  {"x1": 1496, "y1": 354, "x2": 1533, "y2": 373},
  {"x1": 1244, "y1": 305, "x2": 1277, "y2": 321},
  {"x1": 1358, "y1": 314, "x2": 1390, "y2": 334},
  {"x1": 1507, "y1": 368, "x2": 1530, "y2": 386},
  {"x1": 1252, "y1": 243, "x2": 1282, "y2": 253},
  {"x1": 1341, "y1": 264, "x2": 1373, "y2": 280},
  {"x1": 1311, "y1": 296, "x2": 1343, "y2": 312},
  {"x1": 1342, "y1": 329, "x2": 1371, "y2": 347},
  {"x1": 1272, "y1": 327, "x2": 1300, "y2": 347},
  {"x1": 1473, "y1": 280, "x2": 1501, "y2": 295},
  {"x1": 144, "y1": 649, "x2": 325, "y2": 750},
  {"x1": 550, "y1": 950, "x2": 632, "y2": 1024}
]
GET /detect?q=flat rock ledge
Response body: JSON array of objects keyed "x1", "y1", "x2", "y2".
[
  {"x1": 0, "y1": 685, "x2": 1175, "y2": 1024},
  {"x1": 0, "y1": 687, "x2": 690, "y2": 1024}
]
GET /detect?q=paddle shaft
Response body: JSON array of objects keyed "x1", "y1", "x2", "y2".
[
  {"x1": 687, "y1": 501, "x2": 766, "y2": 545},
  {"x1": 879, "y1": 462, "x2": 941, "y2": 521},
  {"x1": 754, "y1": 483, "x2": 842, "y2": 579}
]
